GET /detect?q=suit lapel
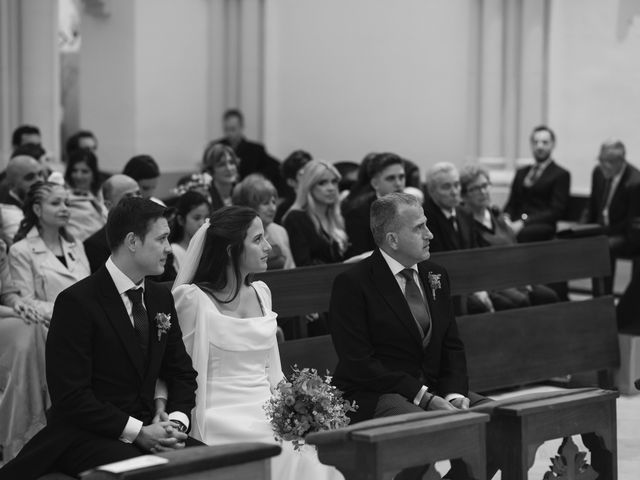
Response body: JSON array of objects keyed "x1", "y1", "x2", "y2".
[
  {"x1": 96, "y1": 267, "x2": 145, "y2": 378},
  {"x1": 369, "y1": 250, "x2": 423, "y2": 348}
]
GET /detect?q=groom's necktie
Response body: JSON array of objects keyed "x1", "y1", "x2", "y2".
[
  {"x1": 126, "y1": 288, "x2": 149, "y2": 355},
  {"x1": 399, "y1": 269, "x2": 431, "y2": 342}
]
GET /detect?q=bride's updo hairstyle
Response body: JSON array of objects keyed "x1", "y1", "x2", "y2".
[{"x1": 191, "y1": 205, "x2": 258, "y2": 303}]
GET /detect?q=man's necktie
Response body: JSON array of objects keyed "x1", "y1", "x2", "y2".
[
  {"x1": 448, "y1": 215, "x2": 459, "y2": 233},
  {"x1": 596, "y1": 178, "x2": 613, "y2": 225},
  {"x1": 399, "y1": 269, "x2": 432, "y2": 341},
  {"x1": 126, "y1": 288, "x2": 149, "y2": 355},
  {"x1": 524, "y1": 164, "x2": 542, "y2": 187}
]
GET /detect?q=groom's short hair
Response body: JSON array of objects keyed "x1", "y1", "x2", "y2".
[{"x1": 106, "y1": 197, "x2": 167, "y2": 251}]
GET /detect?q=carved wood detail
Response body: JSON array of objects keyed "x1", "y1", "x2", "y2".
[{"x1": 542, "y1": 436, "x2": 598, "y2": 480}]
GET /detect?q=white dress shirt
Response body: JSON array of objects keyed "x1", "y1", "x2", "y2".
[
  {"x1": 379, "y1": 249, "x2": 465, "y2": 406},
  {"x1": 105, "y1": 257, "x2": 189, "y2": 443}
]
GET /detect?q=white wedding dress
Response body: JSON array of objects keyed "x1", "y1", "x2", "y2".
[{"x1": 173, "y1": 281, "x2": 343, "y2": 480}]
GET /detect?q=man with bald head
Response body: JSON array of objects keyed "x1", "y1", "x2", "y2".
[
  {"x1": 0, "y1": 155, "x2": 47, "y2": 243},
  {"x1": 84, "y1": 175, "x2": 141, "y2": 272},
  {"x1": 582, "y1": 139, "x2": 640, "y2": 295}
]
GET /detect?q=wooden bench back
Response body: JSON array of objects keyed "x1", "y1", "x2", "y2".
[
  {"x1": 276, "y1": 236, "x2": 620, "y2": 392},
  {"x1": 257, "y1": 236, "x2": 611, "y2": 317}
]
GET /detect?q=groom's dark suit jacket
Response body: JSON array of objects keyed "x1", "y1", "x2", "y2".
[
  {"x1": 329, "y1": 249, "x2": 468, "y2": 423},
  {"x1": 0, "y1": 266, "x2": 197, "y2": 479}
]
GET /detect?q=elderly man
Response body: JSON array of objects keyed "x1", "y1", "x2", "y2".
[
  {"x1": 344, "y1": 152, "x2": 407, "y2": 256},
  {"x1": 0, "y1": 156, "x2": 47, "y2": 244},
  {"x1": 330, "y1": 192, "x2": 484, "y2": 480},
  {"x1": 84, "y1": 174, "x2": 141, "y2": 272},
  {"x1": 423, "y1": 162, "x2": 494, "y2": 313},
  {"x1": 504, "y1": 125, "x2": 571, "y2": 242}
]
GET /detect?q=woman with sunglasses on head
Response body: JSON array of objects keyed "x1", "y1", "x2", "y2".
[{"x1": 282, "y1": 160, "x2": 348, "y2": 267}]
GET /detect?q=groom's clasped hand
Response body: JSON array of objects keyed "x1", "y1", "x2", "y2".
[{"x1": 136, "y1": 419, "x2": 188, "y2": 453}]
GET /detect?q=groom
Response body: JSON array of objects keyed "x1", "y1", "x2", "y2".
[{"x1": 0, "y1": 197, "x2": 198, "y2": 479}]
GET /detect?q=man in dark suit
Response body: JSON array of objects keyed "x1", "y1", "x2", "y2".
[
  {"x1": 583, "y1": 140, "x2": 640, "y2": 256},
  {"x1": 582, "y1": 139, "x2": 640, "y2": 309},
  {"x1": 213, "y1": 109, "x2": 285, "y2": 195},
  {"x1": 344, "y1": 152, "x2": 406, "y2": 257},
  {"x1": 330, "y1": 192, "x2": 479, "y2": 479},
  {"x1": 504, "y1": 125, "x2": 571, "y2": 242},
  {"x1": 423, "y1": 162, "x2": 493, "y2": 313},
  {"x1": 84, "y1": 174, "x2": 141, "y2": 272},
  {"x1": 1, "y1": 198, "x2": 198, "y2": 479}
]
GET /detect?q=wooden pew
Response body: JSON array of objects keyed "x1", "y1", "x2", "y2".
[
  {"x1": 259, "y1": 236, "x2": 620, "y2": 479},
  {"x1": 306, "y1": 411, "x2": 489, "y2": 480},
  {"x1": 80, "y1": 443, "x2": 280, "y2": 480}
]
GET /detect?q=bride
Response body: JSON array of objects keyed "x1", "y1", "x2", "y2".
[{"x1": 172, "y1": 206, "x2": 342, "y2": 479}]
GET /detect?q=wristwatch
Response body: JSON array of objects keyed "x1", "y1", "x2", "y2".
[{"x1": 170, "y1": 419, "x2": 188, "y2": 433}]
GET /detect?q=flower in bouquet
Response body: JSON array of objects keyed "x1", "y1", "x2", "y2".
[{"x1": 264, "y1": 366, "x2": 357, "y2": 451}]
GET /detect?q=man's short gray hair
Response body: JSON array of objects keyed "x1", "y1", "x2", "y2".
[
  {"x1": 425, "y1": 162, "x2": 458, "y2": 195},
  {"x1": 370, "y1": 192, "x2": 421, "y2": 247}
]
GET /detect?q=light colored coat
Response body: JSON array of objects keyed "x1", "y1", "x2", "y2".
[{"x1": 9, "y1": 227, "x2": 90, "y2": 319}]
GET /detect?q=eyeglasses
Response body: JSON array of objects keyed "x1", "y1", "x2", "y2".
[{"x1": 466, "y1": 182, "x2": 491, "y2": 194}]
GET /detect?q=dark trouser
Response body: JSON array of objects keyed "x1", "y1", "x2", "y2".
[{"x1": 373, "y1": 392, "x2": 489, "y2": 480}]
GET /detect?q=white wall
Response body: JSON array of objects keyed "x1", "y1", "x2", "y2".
[
  {"x1": 134, "y1": 0, "x2": 209, "y2": 172},
  {"x1": 81, "y1": 0, "x2": 210, "y2": 174},
  {"x1": 548, "y1": 0, "x2": 640, "y2": 194},
  {"x1": 263, "y1": 0, "x2": 477, "y2": 172}
]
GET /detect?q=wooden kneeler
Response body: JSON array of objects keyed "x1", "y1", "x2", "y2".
[
  {"x1": 80, "y1": 443, "x2": 281, "y2": 480},
  {"x1": 306, "y1": 410, "x2": 490, "y2": 480},
  {"x1": 478, "y1": 389, "x2": 619, "y2": 480}
]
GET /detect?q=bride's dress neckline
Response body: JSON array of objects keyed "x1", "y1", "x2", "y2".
[{"x1": 198, "y1": 283, "x2": 267, "y2": 319}]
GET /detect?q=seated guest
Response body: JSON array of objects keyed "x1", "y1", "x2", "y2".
[
  {"x1": 0, "y1": 197, "x2": 198, "y2": 479},
  {"x1": 344, "y1": 153, "x2": 406, "y2": 257},
  {"x1": 233, "y1": 174, "x2": 295, "y2": 270},
  {"x1": 64, "y1": 150, "x2": 108, "y2": 242},
  {"x1": 423, "y1": 162, "x2": 493, "y2": 313},
  {"x1": 11, "y1": 125, "x2": 41, "y2": 150},
  {"x1": 341, "y1": 152, "x2": 378, "y2": 214},
  {"x1": 65, "y1": 130, "x2": 110, "y2": 185},
  {"x1": 0, "y1": 239, "x2": 48, "y2": 463},
  {"x1": 581, "y1": 139, "x2": 640, "y2": 293},
  {"x1": 169, "y1": 191, "x2": 211, "y2": 273},
  {"x1": 0, "y1": 156, "x2": 47, "y2": 244},
  {"x1": 283, "y1": 160, "x2": 347, "y2": 266},
  {"x1": 213, "y1": 108, "x2": 285, "y2": 195},
  {"x1": 460, "y1": 164, "x2": 559, "y2": 306},
  {"x1": 275, "y1": 149, "x2": 312, "y2": 224},
  {"x1": 65, "y1": 129, "x2": 98, "y2": 158},
  {"x1": 9, "y1": 182, "x2": 91, "y2": 321},
  {"x1": 329, "y1": 192, "x2": 484, "y2": 480},
  {"x1": 504, "y1": 125, "x2": 571, "y2": 242},
  {"x1": 201, "y1": 143, "x2": 238, "y2": 211},
  {"x1": 123, "y1": 154, "x2": 164, "y2": 205},
  {"x1": 84, "y1": 174, "x2": 141, "y2": 272}
]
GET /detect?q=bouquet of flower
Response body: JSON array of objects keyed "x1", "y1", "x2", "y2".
[{"x1": 264, "y1": 367, "x2": 357, "y2": 451}]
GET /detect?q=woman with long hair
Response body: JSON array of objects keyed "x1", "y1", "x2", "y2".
[
  {"x1": 172, "y1": 206, "x2": 341, "y2": 480},
  {"x1": 201, "y1": 143, "x2": 238, "y2": 211},
  {"x1": 233, "y1": 174, "x2": 295, "y2": 270},
  {"x1": 63, "y1": 150, "x2": 107, "y2": 241},
  {"x1": 9, "y1": 182, "x2": 91, "y2": 321},
  {"x1": 282, "y1": 160, "x2": 348, "y2": 266},
  {"x1": 169, "y1": 190, "x2": 211, "y2": 273}
]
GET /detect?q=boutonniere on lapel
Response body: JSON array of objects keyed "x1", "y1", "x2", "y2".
[
  {"x1": 155, "y1": 313, "x2": 172, "y2": 341},
  {"x1": 427, "y1": 272, "x2": 442, "y2": 301}
]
